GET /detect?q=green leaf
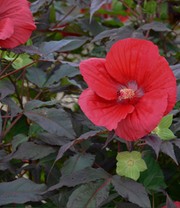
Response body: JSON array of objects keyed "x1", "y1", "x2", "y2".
[
  {"x1": 67, "y1": 180, "x2": 110, "y2": 208},
  {"x1": 157, "y1": 128, "x2": 176, "y2": 140},
  {"x1": 143, "y1": 0, "x2": 157, "y2": 14},
  {"x1": 158, "y1": 114, "x2": 173, "y2": 128},
  {"x1": 139, "y1": 155, "x2": 166, "y2": 191},
  {"x1": 112, "y1": 175, "x2": 151, "y2": 208},
  {"x1": 61, "y1": 153, "x2": 95, "y2": 176},
  {"x1": 116, "y1": 151, "x2": 147, "y2": 181},
  {"x1": 0, "y1": 178, "x2": 46, "y2": 206}
]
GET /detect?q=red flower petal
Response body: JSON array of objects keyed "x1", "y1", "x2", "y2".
[
  {"x1": 0, "y1": 0, "x2": 36, "y2": 48},
  {"x1": 105, "y1": 38, "x2": 160, "y2": 85},
  {"x1": 78, "y1": 88, "x2": 134, "y2": 130},
  {"x1": 0, "y1": 18, "x2": 14, "y2": 40},
  {"x1": 80, "y1": 58, "x2": 119, "y2": 100},
  {"x1": 115, "y1": 91, "x2": 168, "y2": 141}
]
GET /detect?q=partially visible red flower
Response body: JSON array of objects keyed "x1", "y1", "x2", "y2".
[
  {"x1": 162, "y1": 201, "x2": 180, "y2": 208},
  {"x1": 0, "y1": 0, "x2": 36, "y2": 49},
  {"x1": 78, "y1": 38, "x2": 177, "y2": 141}
]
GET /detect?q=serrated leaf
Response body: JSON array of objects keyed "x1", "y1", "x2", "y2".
[
  {"x1": 67, "y1": 180, "x2": 110, "y2": 208},
  {"x1": 112, "y1": 175, "x2": 151, "y2": 208},
  {"x1": 61, "y1": 153, "x2": 95, "y2": 176},
  {"x1": 24, "y1": 108, "x2": 75, "y2": 139},
  {"x1": 46, "y1": 167, "x2": 109, "y2": 192},
  {"x1": 0, "y1": 178, "x2": 46, "y2": 206},
  {"x1": 11, "y1": 142, "x2": 56, "y2": 160},
  {"x1": 139, "y1": 155, "x2": 166, "y2": 191},
  {"x1": 116, "y1": 151, "x2": 147, "y2": 181}
]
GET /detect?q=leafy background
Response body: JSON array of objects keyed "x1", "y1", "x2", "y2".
[{"x1": 0, "y1": 0, "x2": 179, "y2": 207}]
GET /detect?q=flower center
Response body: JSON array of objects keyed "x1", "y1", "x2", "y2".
[
  {"x1": 127, "y1": 159, "x2": 134, "y2": 166},
  {"x1": 118, "y1": 88, "x2": 135, "y2": 101}
]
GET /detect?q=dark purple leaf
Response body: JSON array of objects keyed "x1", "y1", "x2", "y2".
[
  {"x1": 61, "y1": 153, "x2": 95, "y2": 175},
  {"x1": 102, "y1": 130, "x2": 115, "y2": 149},
  {"x1": 141, "y1": 21, "x2": 171, "y2": 32},
  {"x1": 0, "y1": 79, "x2": 15, "y2": 100},
  {"x1": 67, "y1": 180, "x2": 110, "y2": 208},
  {"x1": 55, "y1": 130, "x2": 103, "y2": 161},
  {"x1": 165, "y1": 194, "x2": 176, "y2": 208},
  {"x1": 173, "y1": 139, "x2": 180, "y2": 149},
  {"x1": 112, "y1": 175, "x2": 151, "y2": 208},
  {"x1": 0, "y1": 178, "x2": 47, "y2": 206},
  {"x1": 170, "y1": 64, "x2": 180, "y2": 80},
  {"x1": 40, "y1": 37, "x2": 89, "y2": 55},
  {"x1": 160, "y1": 141, "x2": 178, "y2": 165},
  {"x1": 90, "y1": 0, "x2": 112, "y2": 21},
  {"x1": 145, "y1": 135, "x2": 162, "y2": 157},
  {"x1": 11, "y1": 142, "x2": 56, "y2": 160},
  {"x1": 12, "y1": 45, "x2": 42, "y2": 56},
  {"x1": 24, "y1": 108, "x2": 75, "y2": 139},
  {"x1": 2, "y1": 97, "x2": 22, "y2": 118},
  {"x1": 46, "y1": 167, "x2": 109, "y2": 192},
  {"x1": 26, "y1": 67, "x2": 47, "y2": 88}
]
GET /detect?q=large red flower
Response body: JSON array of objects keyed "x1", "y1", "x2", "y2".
[
  {"x1": 78, "y1": 38, "x2": 177, "y2": 141},
  {"x1": 0, "y1": 0, "x2": 36, "y2": 49}
]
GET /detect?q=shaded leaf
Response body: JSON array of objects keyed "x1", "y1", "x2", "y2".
[
  {"x1": 116, "y1": 202, "x2": 141, "y2": 208},
  {"x1": 112, "y1": 175, "x2": 151, "y2": 208},
  {"x1": 171, "y1": 64, "x2": 180, "y2": 80},
  {"x1": 12, "y1": 134, "x2": 29, "y2": 151},
  {"x1": 67, "y1": 180, "x2": 110, "y2": 208},
  {"x1": 160, "y1": 141, "x2": 178, "y2": 164},
  {"x1": 47, "y1": 167, "x2": 109, "y2": 192},
  {"x1": 0, "y1": 178, "x2": 46, "y2": 206},
  {"x1": 61, "y1": 153, "x2": 95, "y2": 176},
  {"x1": 24, "y1": 108, "x2": 75, "y2": 139},
  {"x1": 0, "y1": 79, "x2": 15, "y2": 99},
  {"x1": 92, "y1": 28, "x2": 119, "y2": 42},
  {"x1": 139, "y1": 155, "x2": 166, "y2": 191},
  {"x1": 11, "y1": 142, "x2": 55, "y2": 160},
  {"x1": 26, "y1": 67, "x2": 47, "y2": 88},
  {"x1": 145, "y1": 135, "x2": 162, "y2": 157}
]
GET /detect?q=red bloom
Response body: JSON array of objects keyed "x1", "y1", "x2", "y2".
[
  {"x1": 0, "y1": 0, "x2": 36, "y2": 49},
  {"x1": 78, "y1": 38, "x2": 177, "y2": 141},
  {"x1": 162, "y1": 201, "x2": 180, "y2": 208}
]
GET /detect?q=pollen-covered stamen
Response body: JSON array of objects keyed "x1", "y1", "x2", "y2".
[{"x1": 118, "y1": 88, "x2": 135, "y2": 101}]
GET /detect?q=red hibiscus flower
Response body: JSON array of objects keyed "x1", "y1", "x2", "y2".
[
  {"x1": 0, "y1": 0, "x2": 36, "y2": 49},
  {"x1": 162, "y1": 201, "x2": 180, "y2": 208},
  {"x1": 78, "y1": 38, "x2": 177, "y2": 141}
]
